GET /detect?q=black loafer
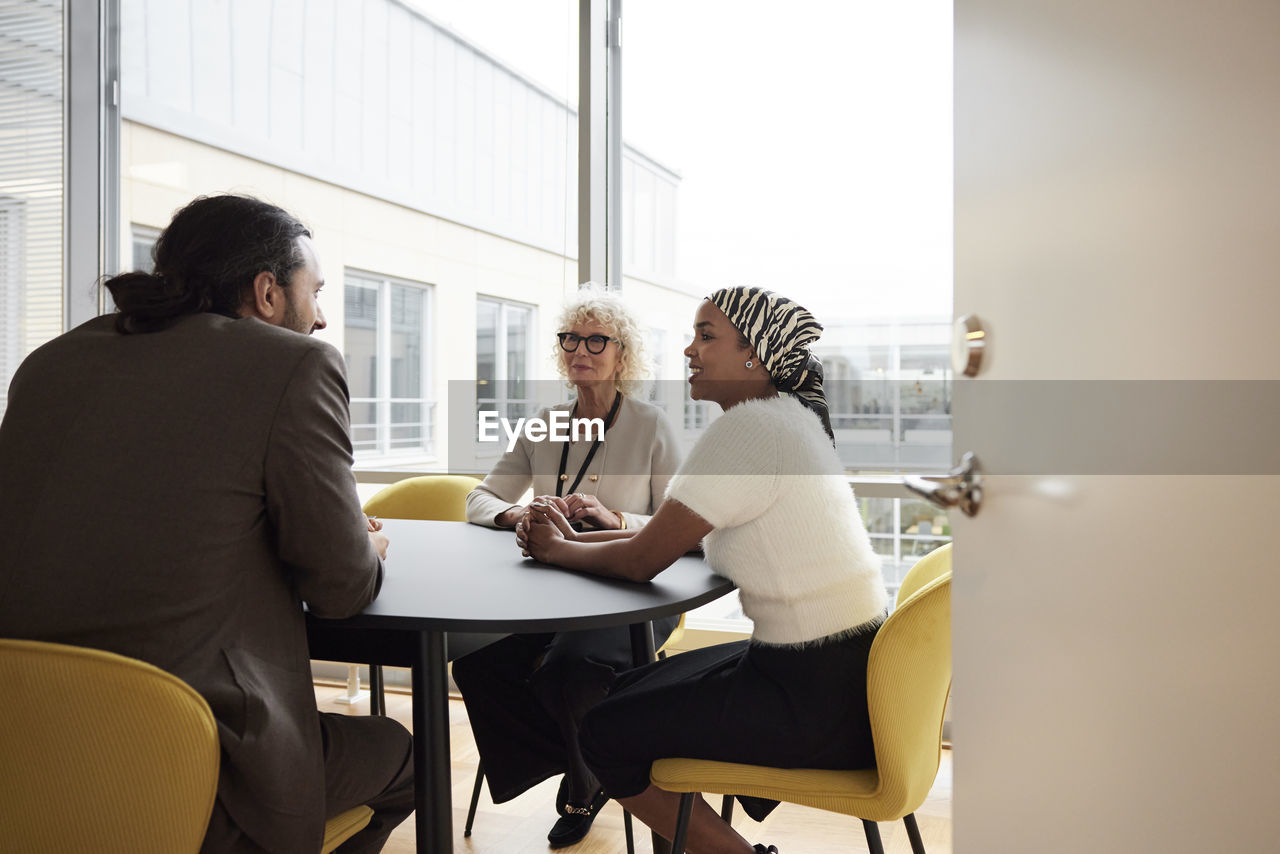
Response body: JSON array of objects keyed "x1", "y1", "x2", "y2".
[
  {"x1": 753, "y1": 846, "x2": 780, "y2": 854},
  {"x1": 547, "y1": 788, "x2": 609, "y2": 848}
]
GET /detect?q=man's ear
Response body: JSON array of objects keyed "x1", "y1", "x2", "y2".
[{"x1": 245, "y1": 270, "x2": 282, "y2": 322}]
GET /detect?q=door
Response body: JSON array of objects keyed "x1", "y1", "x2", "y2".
[{"x1": 954, "y1": 2, "x2": 1280, "y2": 851}]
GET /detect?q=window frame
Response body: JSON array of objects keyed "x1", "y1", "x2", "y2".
[
  {"x1": 474, "y1": 294, "x2": 537, "y2": 460},
  {"x1": 344, "y1": 270, "x2": 436, "y2": 462}
]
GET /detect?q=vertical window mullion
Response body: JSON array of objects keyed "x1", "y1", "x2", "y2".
[
  {"x1": 893, "y1": 498, "x2": 902, "y2": 570},
  {"x1": 496, "y1": 303, "x2": 509, "y2": 416},
  {"x1": 377, "y1": 280, "x2": 393, "y2": 455},
  {"x1": 891, "y1": 338, "x2": 902, "y2": 466},
  {"x1": 422, "y1": 286, "x2": 433, "y2": 456}
]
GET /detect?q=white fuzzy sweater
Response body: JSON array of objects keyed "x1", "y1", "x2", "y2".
[{"x1": 666, "y1": 395, "x2": 887, "y2": 646}]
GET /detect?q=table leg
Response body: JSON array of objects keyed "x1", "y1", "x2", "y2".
[
  {"x1": 412, "y1": 630, "x2": 453, "y2": 853},
  {"x1": 628, "y1": 622, "x2": 670, "y2": 854},
  {"x1": 627, "y1": 621, "x2": 656, "y2": 668},
  {"x1": 370, "y1": 664, "x2": 386, "y2": 716}
]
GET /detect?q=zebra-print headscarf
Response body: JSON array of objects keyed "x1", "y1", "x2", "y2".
[{"x1": 708, "y1": 285, "x2": 834, "y2": 441}]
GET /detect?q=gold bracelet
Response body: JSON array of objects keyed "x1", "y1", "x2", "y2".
[{"x1": 612, "y1": 510, "x2": 627, "y2": 530}]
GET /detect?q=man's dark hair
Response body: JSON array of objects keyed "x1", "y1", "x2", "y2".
[{"x1": 105, "y1": 194, "x2": 311, "y2": 334}]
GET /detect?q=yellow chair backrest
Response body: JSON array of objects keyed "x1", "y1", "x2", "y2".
[
  {"x1": 895, "y1": 541, "x2": 951, "y2": 606},
  {"x1": 865, "y1": 544, "x2": 952, "y2": 818},
  {"x1": 362, "y1": 474, "x2": 482, "y2": 521},
  {"x1": 0, "y1": 638, "x2": 220, "y2": 854}
]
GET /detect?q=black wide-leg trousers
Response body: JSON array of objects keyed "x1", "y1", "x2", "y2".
[
  {"x1": 452, "y1": 617, "x2": 678, "y2": 807},
  {"x1": 579, "y1": 625, "x2": 881, "y2": 821}
]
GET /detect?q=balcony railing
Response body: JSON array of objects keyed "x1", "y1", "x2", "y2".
[{"x1": 351, "y1": 398, "x2": 437, "y2": 457}]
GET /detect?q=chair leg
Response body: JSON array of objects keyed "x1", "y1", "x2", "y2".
[
  {"x1": 464, "y1": 763, "x2": 484, "y2": 837},
  {"x1": 623, "y1": 808, "x2": 635, "y2": 854},
  {"x1": 861, "y1": 819, "x2": 885, "y2": 854},
  {"x1": 720, "y1": 793, "x2": 734, "y2": 822},
  {"x1": 670, "y1": 792, "x2": 695, "y2": 854},
  {"x1": 369, "y1": 665, "x2": 385, "y2": 716},
  {"x1": 903, "y1": 813, "x2": 926, "y2": 854}
]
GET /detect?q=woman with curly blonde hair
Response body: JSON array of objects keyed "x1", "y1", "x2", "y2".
[{"x1": 459, "y1": 282, "x2": 684, "y2": 847}]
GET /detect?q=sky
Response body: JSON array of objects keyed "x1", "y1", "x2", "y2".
[{"x1": 407, "y1": 0, "x2": 953, "y2": 323}]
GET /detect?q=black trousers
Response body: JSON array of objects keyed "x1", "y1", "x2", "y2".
[
  {"x1": 579, "y1": 625, "x2": 881, "y2": 821},
  {"x1": 451, "y1": 618, "x2": 678, "y2": 808},
  {"x1": 201, "y1": 712, "x2": 414, "y2": 854}
]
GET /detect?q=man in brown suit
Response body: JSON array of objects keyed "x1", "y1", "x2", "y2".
[{"x1": 0, "y1": 195, "x2": 412, "y2": 853}]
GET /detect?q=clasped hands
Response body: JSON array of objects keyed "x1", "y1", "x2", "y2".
[
  {"x1": 515, "y1": 500, "x2": 577, "y2": 561},
  {"x1": 548, "y1": 491, "x2": 619, "y2": 529}
]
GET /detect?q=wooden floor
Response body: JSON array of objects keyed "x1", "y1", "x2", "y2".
[{"x1": 314, "y1": 682, "x2": 952, "y2": 854}]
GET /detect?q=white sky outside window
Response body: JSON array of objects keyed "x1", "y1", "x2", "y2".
[{"x1": 408, "y1": 0, "x2": 952, "y2": 321}]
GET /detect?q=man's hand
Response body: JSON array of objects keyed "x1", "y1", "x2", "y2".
[
  {"x1": 366, "y1": 515, "x2": 383, "y2": 532},
  {"x1": 368, "y1": 530, "x2": 389, "y2": 559}
]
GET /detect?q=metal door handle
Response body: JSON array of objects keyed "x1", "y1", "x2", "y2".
[{"x1": 904, "y1": 451, "x2": 983, "y2": 517}]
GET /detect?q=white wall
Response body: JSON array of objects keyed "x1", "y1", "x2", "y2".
[
  {"x1": 119, "y1": 0, "x2": 682, "y2": 284},
  {"x1": 121, "y1": 122, "x2": 698, "y2": 468}
]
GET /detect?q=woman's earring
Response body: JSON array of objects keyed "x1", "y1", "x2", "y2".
[{"x1": 745, "y1": 360, "x2": 753, "y2": 369}]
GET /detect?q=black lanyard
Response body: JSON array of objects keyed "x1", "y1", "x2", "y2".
[{"x1": 556, "y1": 391, "x2": 622, "y2": 497}]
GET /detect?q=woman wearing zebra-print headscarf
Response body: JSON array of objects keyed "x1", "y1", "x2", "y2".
[
  {"x1": 517, "y1": 286, "x2": 887, "y2": 854},
  {"x1": 702, "y1": 285, "x2": 835, "y2": 442}
]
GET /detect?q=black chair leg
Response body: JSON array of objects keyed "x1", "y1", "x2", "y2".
[
  {"x1": 861, "y1": 819, "x2": 885, "y2": 854},
  {"x1": 623, "y1": 808, "x2": 635, "y2": 854},
  {"x1": 464, "y1": 763, "x2": 484, "y2": 837},
  {"x1": 369, "y1": 665, "x2": 385, "y2": 716},
  {"x1": 903, "y1": 812, "x2": 926, "y2": 854},
  {"x1": 670, "y1": 792, "x2": 695, "y2": 854},
  {"x1": 720, "y1": 793, "x2": 734, "y2": 822}
]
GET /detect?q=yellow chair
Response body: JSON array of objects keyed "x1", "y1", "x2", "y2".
[
  {"x1": 650, "y1": 544, "x2": 952, "y2": 854},
  {"x1": 1, "y1": 639, "x2": 375, "y2": 854},
  {"x1": 321, "y1": 805, "x2": 374, "y2": 853},
  {"x1": 0, "y1": 639, "x2": 221, "y2": 854},
  {"x1": 362, "y1": 474, "x2": 482, "y2": 521},
  {"x1": 356, "y1": 474, "x2": 483, "y2": 714}
]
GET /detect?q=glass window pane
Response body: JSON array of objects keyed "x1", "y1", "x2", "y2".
[
  {"x1": 130, "y1": 226, "x2": 158, "y2": 273},
  {"x1": 389, "y1": 284, "x2": 424, "y2": 448},
  {"x1": 858, "y1": 497, "x2": 895, "y2": 536},
  {"x1": 624, "y1": 2, "x2": 952, "y2": 474},
  {"x1": 390, "y1": 284, "x2": 422, "y2": 400},
  {"x1": 343, "y1": 276, "x2": 430, "y2": 457},
  {"x1": 505, "y1": 304, "x2": 529, "y2": 403},
  {"x1": 349, "y1": 401, "x2": 378, "y2": 454},
  {"x1": 646, "y1": 327, "x2": 666, "y2": 404},
  {"x1": 390, "y1": 401, "x2": 422, "y2": 448},
  {"x1": 901, "y1": 499, "x2": 945, "y2": 534},
  {"x1": 476, "y1": 299, "x2": 498, "y2": 402},
  {"x1": 0, "y1": 0, "x2": 63, "y2": 418},
  {"x1": 870, "y1": 535, "x2": 897, "y2": 559},
  {"x1": 344, "y1": 281, "x2": 379, "y2": 400}
]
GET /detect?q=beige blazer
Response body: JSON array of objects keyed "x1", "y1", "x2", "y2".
[
  {"x1": 466, "y1": 395, "x2": 684, "y2": 529},
  {"x1": 0, "y1": 313, "x2": 382, "y2": 854}
]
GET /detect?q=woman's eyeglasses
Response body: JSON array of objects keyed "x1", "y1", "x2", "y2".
[{"x1": 557, "y1": 332, "x2": 618, "y2": 354}]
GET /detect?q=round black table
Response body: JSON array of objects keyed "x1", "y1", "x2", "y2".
[{"x1": 306, "y1": 518, "x2": 735, "y2": 854}]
